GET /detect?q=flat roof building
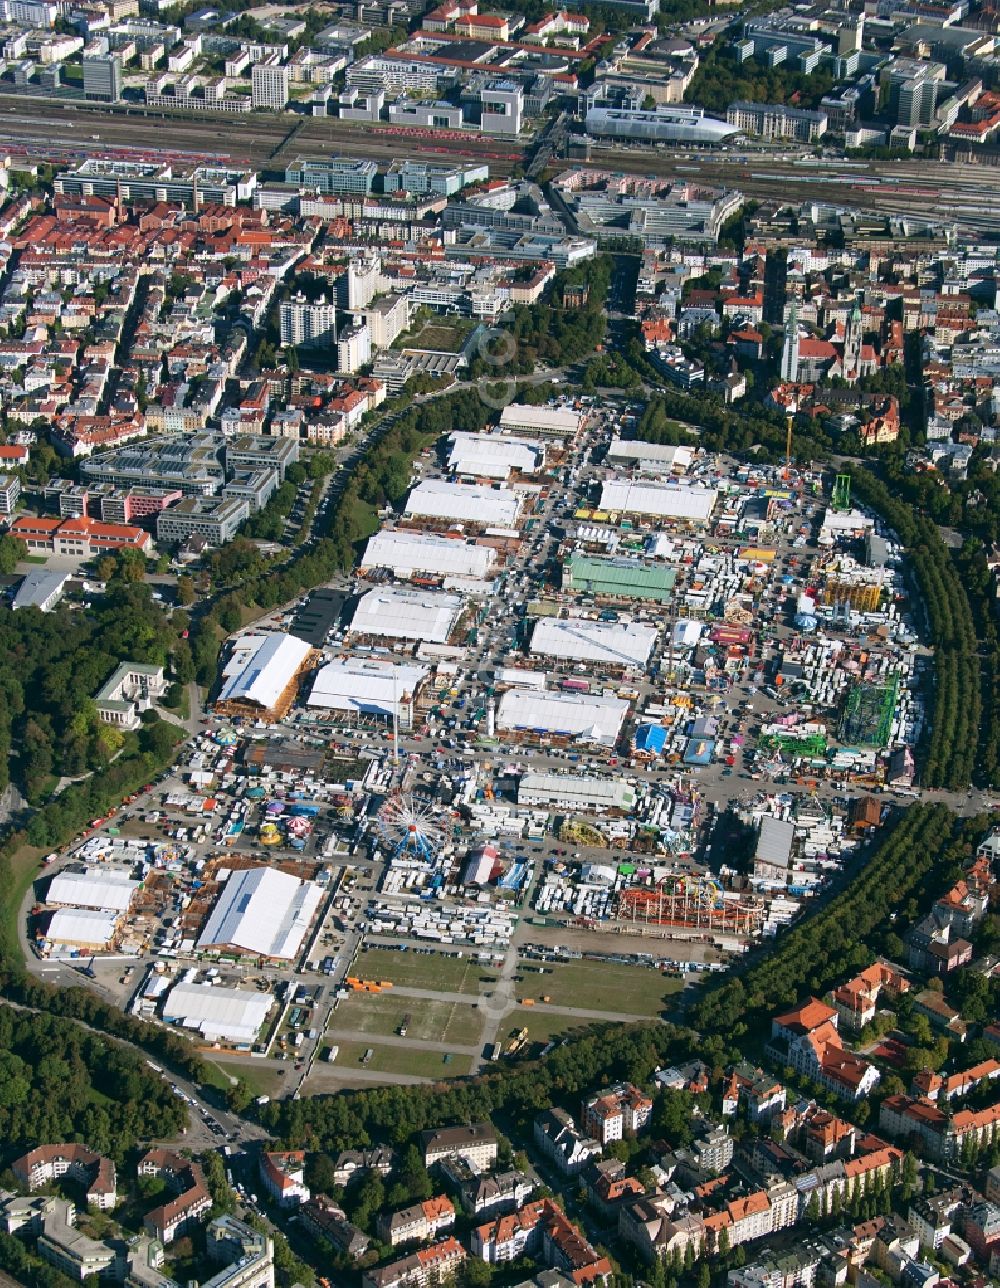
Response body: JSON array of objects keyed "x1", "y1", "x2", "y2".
[
  {"x1": 215, "y1": 633, "x2": 314, "y2": 722},
  {"x1": 362, "y1": 530, "x2": 497, "y2": 581},
  {"x1": 447, "y1": 431, "x2": 545, "y2": 479},
  {"x1": 197, "y1": 866, "x2": 323, "y2": 961},
  {"x1": 499, "y1": 403, "x2": 585, "y2": 440},
  {"x1": 606, "y1": 438, "x2": 695, "y2": 474},
  {"x1": 350, "y1": 587, "x2": 463, "y2": 644},
  {"x1": 12, "y1": 569, "x2": 71, "y2": 612},
  {"x1": 162, "y1": 980, "x2": 274, "y2": 1046},
  {"x1": 497, "y1": 689, "x2": 630, "y2": 746},
  {"x1": 599, "y1": 479, "x2": 718, "y2": 524},
  {"x1": 530, "y1": 617, "x2": 659, "y2": 669},
  {"x1": 44, "y1": 907, "x2": 120, "y2": 952},
  {"x1": 307, "y1": 657, "x2": 429, "y2": 726},
  {"x1": 405, "y1": 479, "x2": 522, "y2": 528},
  {"x1": 518, "y1": 772, "x2": 636, "y2": 812},
  {"x1": 47, "y1": 868, "x2": 139, "y2": 914},
  {"x1": 564, "y1": 552, "x2": 676, "y2": 603}
]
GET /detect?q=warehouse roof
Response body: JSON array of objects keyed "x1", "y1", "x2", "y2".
[
  {"x1": 448, "y1": 431, "x2": 544, "y2": 479},
  {"x1": 12, "y1": 569, "x2": 71, "y2": 612},
  {"x1": 197, "y1": 867, "x2": 323, "y2": 960},
  {"x1": 498, "y1": 404, "x2": 584, "y2": 438},
  {"x1": 308, "y1": 657, "x2": 429, "y2": 716},
  {"x1": 363, "y1": 530, "x2": 497, "y2": 579},
  {"x1": 599, "y1": 479, "x2": 718, "y2": 522},
  {"x1": 518, "y1": 771, "x2": 635, "y2": 809},
  {"x1": 756, "y1": 816, "x2": 795, "y2": 869},
  {"x1": 565, "y1": 552, "x2": 676, "y2": 601},
  {"x1": 607, "y1": 439, "x2": 695, "y2": 471},
  {"x1": 217, "y1": 633, "x2": 312, "y2": 711},
  {"x1": 47, "y1": 868, "x2": 139, "y2": 913},
  {"x1": 45, "y1": 907, "x2": 119, "y2": 947},
  {"x1": 405, "y1": 479, "x2": 522, "y2": 527},
  {"x1": 162, "y1": 980, "x2": 274, "y2": 1045},
  {"x1": 497, "y1": 689, "x2": 629, "y2": 746},
  {"x1": 530, "y1": 618, "x2": 658, "y2": 668},
  {"x1": 350, "y1": 587, "x2": 463, "y2": 643}
]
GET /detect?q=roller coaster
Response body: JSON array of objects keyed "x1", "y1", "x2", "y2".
[{"x1": 617, "y1": 873, "x2": 764, "y2": 936}]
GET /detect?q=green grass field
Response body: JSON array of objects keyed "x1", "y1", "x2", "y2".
[
  {"x1": 333, "y1": 992, "x2": 484, "y2": 1047},
  {"x1": 515, "y1": 958, "x2": 682, "y2": 1017},
  {"x1": 516, "y1": 1010, "x2": 602, "y2": 1045},
  {"x1": 355, "y1": 947, "x2": 499, "y2": 996},
  {"x1": 327, "y1": 1039, "x2": 473, "y2": 1079}
]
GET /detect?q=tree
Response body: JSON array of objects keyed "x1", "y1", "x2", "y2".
[
  {"x1": 696, "y1": 1261, "x2": 711, "y2": 1288},
  {"x1": 176, "y1": 576, "x2": 195, "y2": 607},
  {"x1": 0, "y1": 534, "x2": 26, "y2": 574}
]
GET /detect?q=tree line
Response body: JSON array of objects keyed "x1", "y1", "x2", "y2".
[
  {"x1": 689, "y1": 804, "x2": 965, "y2": 1042},
  {"x1": 849, "y1": 467, "x2": 984, "y2": 788}
]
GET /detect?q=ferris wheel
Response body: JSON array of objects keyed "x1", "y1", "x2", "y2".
[{"x1": 376, "y1": 793, "x2": 448, "y2": 863}]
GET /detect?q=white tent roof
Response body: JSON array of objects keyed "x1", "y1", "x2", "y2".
[
  {"x1": 308, "y1": 657, "x2": 428, "y2": 716},
  {"x1": 197, "y1": 867, "x2": 323, "y2": 960},
  {"x1": 46, "y1": 907, "x2": 118, "y2": 948},
  {"x1": 162, "y1": 980, "x2": 273, "y2": 1044},
  {"x1": 499, "y1": 404, "x2": 583, "y2": 437},
  {"x1": 448, "y1": 432, "x2": 544, "y2": 478},
  {"x1": 350, "y1": 587, "x2": 463, "y2": 643},
  {"x1": 530, "y1": 618, "x2": 658, "y2": 668},
  {"x1": 47, "y1": 868, "x2": 138, "y2": 913},
  {"x1": 497, "y1": 689, "x2": 629, "y2": 746},
  {"x1": 217, "y1": 633, "x2": 312, "y2": 710},
  {"x1": 672, "y1": 619, "x2": 704, "y2": 649},
  {"x1": 362, "y1": 530, "x2": 496, "y2": 579},
  {"x1": 405, "y1": 479, "x2": 522, "y2": 527},
  {"x1": 600, "y1": 479, "x2": 717, "y2": 522},
  {"x1": 607, "y1": 438, "x2": 694, "y2": 470}
]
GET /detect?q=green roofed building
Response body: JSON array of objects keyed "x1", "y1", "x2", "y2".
[{"x1": 564, "y1": 552, "x2": 676, "y2": 602}]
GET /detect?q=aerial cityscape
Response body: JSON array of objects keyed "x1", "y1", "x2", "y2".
[{"x1": 0, "y1": 0, "x2": 998, "y2": 1285}]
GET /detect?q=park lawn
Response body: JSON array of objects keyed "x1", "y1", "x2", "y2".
[
  {"x1": 517, "y1": 1010, "x2": 602, "y2": 1045},
  {"x1": 515, "y1": 958, "x2": 682, "y2": 1017},
  {"x1": 329, "y1": 1039, "x2": 473, "y2": 1079},
  {"x1": 212, "y1": 1059, "x2": 285, "y2": 1100},
  {"x1": 333, "y1": 992, "x2": 484, "y2": 1047},
  {"x1": 3, "y1": 842, "x2": 47, "y2": 965},
  {"x1": 355, "y1": 946, "x2": 499, "y2": 996}
]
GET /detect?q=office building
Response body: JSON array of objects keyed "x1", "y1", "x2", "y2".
[
  {"x1": 285, "y1": 156, "x2": 378, "y2": 194},
  {"x1": 479, "y1": 81, "x2": 524, "y2": 135},
  {"x1": 726, "y1": 101, "x2": 827, "y2": 141},
  {"x1": 82, "y1": 53, "x2": 122, "y2": 102}
]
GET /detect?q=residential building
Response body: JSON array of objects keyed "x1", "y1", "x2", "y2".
[
  {"x1": 363, "y1": 1235, "x2": 466, "y2": 1288},
  {"x1": 300, "y1": 1195, "x2": 371, "y2": 1261},
  {"x1": 421, "y1": 1124, "x2": 498, "y2": 1172},
  {"x1": 583, "y1": 1083, "x2": 653, "y2": 1144},
  {"x1": 280, "y1": 293, "x2": 337, "y2": 348},
  {"x1": 260, "y1": 1151, "x2": 310, "y2": 1208},
  {"x1": 377, "y1": 1196, "x2": 455, "y2": 1247},
  {"x1": 13, "y1": 1146, "x2": 117, "y2": 1210},
  {"x1": 338, "y1": 321, "x2": 371, "y2": 374},
  {"x1": 0, "y1": 472, "x2": 21, "y2": 515},
  {"x1": 534, "y1": 1108, "x2": 603, "y2": 1175},
  {"x1": 251, "y1": 56, "x2": 289, "y2": 109},
  {"x1": 138, "y1": 1149, "x2": 212, "y2": 1244}
]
